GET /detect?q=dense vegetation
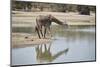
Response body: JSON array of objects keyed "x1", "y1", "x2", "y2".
[{"x1": 12, "y1": 1, "x2": 96, "y2": 15}]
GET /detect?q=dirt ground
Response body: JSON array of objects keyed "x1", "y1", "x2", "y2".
[{"x1": 12, "y1": 33, "x2": 53, "y2": 48}]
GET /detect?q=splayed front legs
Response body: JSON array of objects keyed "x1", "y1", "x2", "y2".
[{"x1": 35, "y1": 26, "x2": 52, "y2": 39}]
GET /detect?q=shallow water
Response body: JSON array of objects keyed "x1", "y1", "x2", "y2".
[{"x1": 12, "y1": 25, "x2": 96, "y2": 66}]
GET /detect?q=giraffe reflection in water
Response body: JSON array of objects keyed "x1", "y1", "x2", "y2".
[{"x1": 35, "y1": 43, "x2": 69, "y2": 63}]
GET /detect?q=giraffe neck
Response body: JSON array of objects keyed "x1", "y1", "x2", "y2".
[{"x1": 52, "y1": 17, "x2": 64, "y2": 25}]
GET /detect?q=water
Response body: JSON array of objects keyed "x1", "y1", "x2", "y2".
[{"x1": 12, "y1": 25, "x2": 96, "y2": 66}]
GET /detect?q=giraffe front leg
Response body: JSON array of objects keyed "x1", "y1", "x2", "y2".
[
  {"x1": 48, "y1": 27, "x2": 52, "y2": 37},
  {"x1": 40, "y1": 26, "x2": 43, "y2": 38},
  {"x1": 44, "y1": 27, "x2": 47, "y2": 39},
  {"x1": 37, "y1": 29, "x2": 41, "y2": 39},
  {"x1": 35, "y1": 26, "x2": 41, "y2": 39}
]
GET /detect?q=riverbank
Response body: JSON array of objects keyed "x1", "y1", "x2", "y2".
[
  {"x1": 12, "y1": 33, "x2": 53, "y2": 48},
  {"x1": 12, "y1": 11, "x2": 96, "y2": 27},
  {"x1": 11, "y1": 11, "x2": 96, "y2": 48}
]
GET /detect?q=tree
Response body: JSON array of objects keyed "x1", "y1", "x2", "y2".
[{"x1": 78, "y1": 5, "x2": 90, "y2": 15}]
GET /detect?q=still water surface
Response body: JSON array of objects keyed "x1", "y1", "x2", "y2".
[{"x1": 12, "y1": 25, "x2": 96, "y2": 65}]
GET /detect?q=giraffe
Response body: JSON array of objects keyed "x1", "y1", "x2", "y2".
[{"x1": 35, "y1": 14, "x2": 68, "y2": 39}]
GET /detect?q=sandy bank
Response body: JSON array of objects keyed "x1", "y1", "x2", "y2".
[{"x1": 12, "y1": 33, "x2": 53, "y2": 48}]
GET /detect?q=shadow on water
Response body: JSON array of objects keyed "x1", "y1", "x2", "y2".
[
  {"x1": 35, "y1": 43, "x2": 69, "y2": 63},
  {"x1": 12, "y1": 41, "x2": 69, "y2": 65}
]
